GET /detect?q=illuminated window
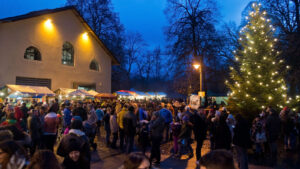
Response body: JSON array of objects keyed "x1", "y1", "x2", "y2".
[
  {"x1": 24, "y1": 46, "x2": 41, "y2": 61},
  {"x1": 89, "y1": 59, "x2": 100, "y2": 71},
  {"x1": 62, "y1": 42, "x2": 74, "y2": 66}
]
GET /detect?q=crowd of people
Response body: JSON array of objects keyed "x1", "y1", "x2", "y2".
[{"x1": 0, "y1": 98, "x2": 299, "y2": 169}]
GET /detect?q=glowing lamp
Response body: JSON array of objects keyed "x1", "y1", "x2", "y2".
[
  {"x1": 82, "y1": 32, "x2": 89, "y2": 40},
  {"x1": 44, "y1": 19, "x2": 53, "y2": 29},
  {"x1": 193, "y1": 64, "x2": 200, "y2": 70}
]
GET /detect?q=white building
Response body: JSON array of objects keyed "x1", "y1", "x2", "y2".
[{"x1": 0, "y1": 6, "x2": 118, "y2": 92}]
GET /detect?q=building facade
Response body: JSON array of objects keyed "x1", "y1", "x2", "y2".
[{"x1": 0, "y1": 7, "x2": 118, "y2": 92}]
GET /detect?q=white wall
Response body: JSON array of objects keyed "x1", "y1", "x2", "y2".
[{"x1": 0, "y1": 10, "x2": 112, "y2": 92}]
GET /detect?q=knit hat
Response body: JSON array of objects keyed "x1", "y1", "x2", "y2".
[
  {"x1": 182, "y1": 115, "x2": 189, "y2": 122},
  {"x1": 66, "y1": 138, "x2": 82, "y2": 153},
  {"x1": 153, "y1": 111, "x2": 160, "y2": 117}
]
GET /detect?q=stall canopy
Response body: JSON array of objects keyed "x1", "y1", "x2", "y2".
[
  {"x1": 88, "y1": 90, "x2": 99, "y2": 96},
  {"x1": 116, "y1": 91, "x2": 133, "y2": 96},
  {"x1": 95, "y1": 93, "x2": 117, "y2": 99},
  {"x1": 68, "y1": 89, "x2": 93, "y2": 97},
  {"x1": 5, "y1": 84, "x2": 55, "y2": 97},
  {"x1": 54, "y1": 88, "x2": 76, "y2": 95}
]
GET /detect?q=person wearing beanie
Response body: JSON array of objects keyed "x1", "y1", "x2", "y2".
[
  {"x1": 62, "y1": 138, "x2": 89, "y2": 169},
  {"x1": 42, "y1": 111, "x2": 59, "y2": 151},
  {"x1": 0, "y1": 130, "x2": 13, "y2": 142},
  {"x1": 178, "y1": 115, "x2": 193, "y2": 158},
  {"x1": 123, "y1": 106, "x2": 137, "y2": 154},
  {"x1": 57, "y1": 120, "x2": 90, "y2": 169},
  {"x1": 149, "y1": 111, "x2": 164, "y2": 166}
]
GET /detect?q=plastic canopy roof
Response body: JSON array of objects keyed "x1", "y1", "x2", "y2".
[
  {"x1": 116, "y1": 91, "x2": 133, "y2": 96},
  {"x1": 54, "y1": 88, "x2": 76, "y2": 95},
  {"x1": 116, "y1": 90, "x2": 166, "y2": 97},
  {"x1": 68, "y1": 89, "x2": 93, "y2": 97},
  {"x1": 87, "y1": 90, "x2": 99, "y2": 96},
  {"x1": 95, "y1": 93, "x2": 116, "y2": 98},
  {"x1": 6, "y1": 84, "x2": 55, "y2": 96}
]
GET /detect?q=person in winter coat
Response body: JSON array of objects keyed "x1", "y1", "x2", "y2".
[
  {"x1": 27, "y1": 109, "x2": 43, "y2": 156},
  {"x1": 171, "y1": 119, "x2": 181, "y2": 156},
  {"x1": 159, "y1": 105, "x2": 173, "y2": 142},
  {"x1": 265, "y1": 109, "x2": 281, "y2": 166},
  {"x1": 26, "y1": 150, "x2": 62, "y2": 169},
  {"x1": 43, "y1": 111, "x2": 59, "y2": 151},
  {"x1": 117, "y1": 104, "x2": 128, "y2": 150},
  {"x1": 119, "y1": 152, "x2": 150, "y2": 169},
  {"x1": 73, "y1": 102, "x2": 87, "y2": 121},
  {"x1": 123, "y1": 106, "x2": 137, "y2": 154},
  {"x1": 138, "y1": 104, "x2": 147, "y2": 122},
  {"x1": 0, "y1": 140, "x2": 27, "y2": 169},
  {"x1": 20, "y1": 103, "x2": 29, "y2": 131},
  {"x1": 138, "y1": 121, "x2": 149, "y2": 154},
  {"x1": 95, "y1": 105, "x2": 104, "y2": 137},
  {"x1": 200, "y1": 149, "x2": 235, "y2": 169},
  {"x1": 83, "y1": 104, "x2": 97, "y2": 151},
  {"x1": 233, "y1": 114, "x2": 251, "y2": 169},
  {"x1": 149, "y1": 111, "x2": 165, "y2": 166},
  {"x1": 103, "y1": 106, "x2": 111, "y2": 146},
  {"x1": 280, "y1": 107, "x2": 296, "y2": 150},
  {"x1": 215, "y1": 113, "x2": 232, "y2": 150},
  {"x1": 63, "y1": 103, "x2": 72, "y2": 130},
  {"x1": 57, "y1": 119, "x2": 90, "y2": 169},
  {"x1": 110, "y1": 110, "x2": 118, "y2": 149},
  {"x1": 190, "y1": 109, "x2": 207, "y2": 164},
  {"x1": 48, "y1": 99, "x2": 59, "y2": 113},
  {"x1": 58, "y1": 138, "x2": 90, "y2": 169},
  {"x1": 178, "y1": 115, "x2": 193, "y2": 158},
  {"x1": 0, "y1": 113, "x2": 22, "y2": 131}
]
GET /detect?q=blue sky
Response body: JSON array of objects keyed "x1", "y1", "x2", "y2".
[{"x1": 0, "y1": 0, "x2": 251, "y2": 48}]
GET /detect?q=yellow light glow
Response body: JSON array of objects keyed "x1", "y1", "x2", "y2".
[
  {"x1": 44, "y1": 19, "x2": 53, "y2": 30},
  {"x1": 82, "y1": 32, "x2": 89, "y2": 40},
  {"x1": 193, "y1": 64, "x2": 200, "y2": 70}
]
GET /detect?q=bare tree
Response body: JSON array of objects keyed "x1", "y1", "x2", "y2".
[
  {"x1": 260, "y1": 0, "x2": 300, "y2": 95},
  {"x1": 165, "y1": 0, "x2": 223, "y2": 95},
  {"x1": 124, "y1": 31, "x2": 147, "y2": 79}
]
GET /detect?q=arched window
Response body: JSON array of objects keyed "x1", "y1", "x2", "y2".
[
  {"x1": 89, "y1": 59, "x2": 100, "y2": 71},
  {"x1": 24, "y1": 46, "x2": 41, "y2": 61},
  {"x1": 62, "y1": 42, "x2": 74, "y2": 66}
]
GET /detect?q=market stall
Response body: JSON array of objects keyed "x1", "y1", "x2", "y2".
[
  {"x1": 94, "y1": 93, "x2": 117, "y2": 100},
  {"x1": 68, "y1": 89, "x2": 93, "y2": 100},
  {"x1": 0, "y1": 84, "x2": 55, "y2": 103}
]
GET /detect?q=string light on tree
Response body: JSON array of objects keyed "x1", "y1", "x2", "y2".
[{"x1": 226, "y1": 2, "x2": 287, "y2": 116}]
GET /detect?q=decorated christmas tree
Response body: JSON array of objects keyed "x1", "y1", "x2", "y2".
[{"x1": 226, "y1": 2, "x2": 289, "y2": 118}]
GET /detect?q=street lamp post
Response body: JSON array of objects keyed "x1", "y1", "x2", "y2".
[{"x1": 193, "y1": 63, "x2": 202, "y2": 93}]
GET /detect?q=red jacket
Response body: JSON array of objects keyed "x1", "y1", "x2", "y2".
[{"x1": 43, "y1": 112, "x2": 58, "y2": 134}]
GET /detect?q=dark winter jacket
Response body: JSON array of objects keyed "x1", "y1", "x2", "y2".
[
  {"x1": 266, "y1": 112, "x2": 281, "y2": 142},
  {"x1": 149, "y1": 115, "x2": 165, "y2": 139},
  {"x1": 123, "y1": 111, "x2": 137, "y2": 136},
  {"x1": 190, "y1": 112, "x2": 207, "y2": 140},
  {"x1": 62, "y1": 155, "x2": 90, "y2": 169},
  {"x1": 73, "y1": 107, "x2": 87, "y2": 121},
  {"x1": 233, "y1": 116, "x2": 252, "y2": 148},
  {"x1": 159, "y1": 108, "x2": 173, "y2": 123},
  {"x1": 215, "y1": 117, "x2": 232, "y2": 150},
  {"x1": 27, "y1": 114, "x2": 43, "y2": 140},
  {"x1": 57, "y1": 129, "x2": 90, "y2": 162},
  {"x1": 179, "y1": 123, "x2": 192, "y2": 139},
  {"x1": 103, "y1": 113, "x2": 111, "y2": 131}
]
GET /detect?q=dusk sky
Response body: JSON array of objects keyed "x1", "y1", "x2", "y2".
[{"x1": 0, "y1": 0, "x2": 251, "y2": 48}]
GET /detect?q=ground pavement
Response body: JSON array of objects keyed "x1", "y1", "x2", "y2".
[{"x1": 89, "y1": 136, "x2": 287, "y2": 169}]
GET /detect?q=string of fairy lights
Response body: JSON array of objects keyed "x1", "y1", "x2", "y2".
[{"x1": 225, "y1": 2, "x2": 299, "y2": 111}]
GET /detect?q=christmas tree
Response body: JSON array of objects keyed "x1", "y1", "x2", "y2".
[{"x1": 226, "y1": 2, "x2": 289, "y2": 118}]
